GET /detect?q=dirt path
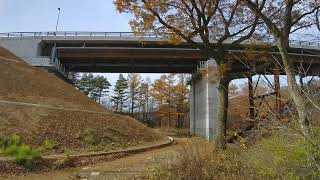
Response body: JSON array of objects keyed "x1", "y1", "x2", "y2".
[{"x1": 1, "y1": 138, "x2": 191, "y2": 180}]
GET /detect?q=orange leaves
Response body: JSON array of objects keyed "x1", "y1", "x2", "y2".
[
  {"x1": 218, "y1": 63, "x2": 231, "y2": 78},
  {"x1": 200, "y1": 62, "x2": 231, "y2": 84},
  {"x1": 206, "y1": 0, "x2": 218, "y2": 17},
  {"x1": 243, "y1": 44, "x2": 271, "y2": 63},
  {"x1": 114, "y1": 0, "x2": 124, "y2": 12},
  {"x1": 149, "y1": 74, "x2": 189, "y2": 127}
]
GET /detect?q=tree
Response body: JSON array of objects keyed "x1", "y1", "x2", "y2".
[
  {"x1": 90, "y1": 75, "x2": 112, "y2": 103},
  {"x1": 239, "y1": 80, "x2": 270, "y2": 97},
  {"x1": 75, "y1": 73, "x2": 111, "y2": 102},
  {"x1": 137, "y1": 82, "x2": 150, "y2": 123},
  {"x1": 229, "y1": 83, "x2": 239, "y2": 97},
  {"x1": 149, "y1": 74, "x2": 176, "y2": 127},
  {"x1": 172, "y1": 74, "x2": 189, "y2": 128},
  {"x1": 317, "y1": 8, "x2": 320, "y2": 31},
  {"x1": 243, "y1": 0, "x2": 320, "y2": 137},
  {"x1": 165, "y1": 74, "x2": 176, "y2": 127},
  {"x1": 150, "y1": 75, "x2": 170, "y2": 126},
  {"x1": 75, "y1": 73, "x2": 95, "y2": 96},
  {"x1": 149, "y1": 74, "x2": 189, "y2": 128},
  {"x1": 128, "y1": 73, "x2": 142, "y2": 116},
  {"x1": 115, "y1": 0, "x2": 261, "y2": 148},
  {"x1": 111, "y1": 74, "x2": 128, "y2": 112}
]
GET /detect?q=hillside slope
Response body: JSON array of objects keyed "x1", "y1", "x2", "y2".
[
  {"x1": 0, "y1": 48, "x2": 104, "y2": 110},
  {"x1": 0, "y1": 47, "x2": 162, "y2": 153}
]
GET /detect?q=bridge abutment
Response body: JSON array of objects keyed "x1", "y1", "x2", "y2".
[{"x1": 190, "y1": 60, "x2": 219, "y2": 140}]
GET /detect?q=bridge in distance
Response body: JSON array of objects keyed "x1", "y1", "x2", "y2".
[{"x1": 1, "y1": 31, "x2": 320, "y2": 139}]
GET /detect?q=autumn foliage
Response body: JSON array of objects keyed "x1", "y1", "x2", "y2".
[{"x1": 149, "y1": 74, "x2": 189, "y2": 128}]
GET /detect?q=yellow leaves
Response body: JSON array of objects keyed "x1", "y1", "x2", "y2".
[
  {"x1": 142, "y1": 13, "x2": 156, "y2": 29},
  {"x1": 169, "y1": 31, "x2": 183, "y2": 45}
]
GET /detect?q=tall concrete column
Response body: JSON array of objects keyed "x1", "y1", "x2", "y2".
[
  {"x1": 189, "y1": 60, "x2": 219, "y2": 140},
  {"x1": 189, "y1": 80, "x2": 196, "y2": 135}
]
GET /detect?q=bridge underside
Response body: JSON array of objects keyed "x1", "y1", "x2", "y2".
[
  {"x1": 54, "y1": 47, "x2": 320, "y2": 75},
  {"x1": 56, "y1": 48, "x2": 203, "y2": 73},
  {"x1": 36, "y1": 38, "x2": 320, "y2": 75}
]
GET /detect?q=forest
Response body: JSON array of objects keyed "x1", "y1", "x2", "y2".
[{"x1": 75, "y1": 73, "x2": 190, "y2": 128}]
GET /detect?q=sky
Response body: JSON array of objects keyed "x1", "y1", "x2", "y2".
[
  {"x1": 0, "y1": 0, "x2": 163, "y2": 86},
  {"x1": 0, "y1": 0, "x2": 131, "y2": 32},
  {"x1": 0, "y1": 0, "x2": 318, "y2": 89}
]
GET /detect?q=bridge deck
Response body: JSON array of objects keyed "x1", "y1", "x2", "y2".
[{"x1": 1, "y1": 32, "x2": 320, "y2": 74}]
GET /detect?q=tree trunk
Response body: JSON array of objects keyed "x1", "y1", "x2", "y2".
[
  {"x1": 215, "y1": 77, "x2": 230, "y2": 149},
  {"x1": 131, "y1": 98, "x2": 134, "y2": 116},
  {"x1": 248, "y1": 76, "x2": 255, "y2": 119},
  {"x1": 278, "y1": 39, "x2": 310, "y2": 136}
]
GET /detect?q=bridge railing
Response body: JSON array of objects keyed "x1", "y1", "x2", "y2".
[
  {"x1": 1, "y1": 31, "x2": 320, "y2": 49},
  {"x1": 0, "y1": 31, "x2": 160, "y2": 38}
]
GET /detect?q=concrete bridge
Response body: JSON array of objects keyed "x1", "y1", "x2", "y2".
[{"x1": 1, "y1": 31, "x2": 320, "y2": 139}]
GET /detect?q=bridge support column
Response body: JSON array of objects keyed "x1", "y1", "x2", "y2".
[{"x1": 189, "y1": 60, "x2": 219, "y2": 140}]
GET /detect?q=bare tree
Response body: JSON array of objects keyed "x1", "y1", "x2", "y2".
[
  {"x1": 128, "y1": 73, "x2": 142, "y2": 116},
  {"x1": 243, "y1": 0, "x2": 320, "y2": 137},
  {"x1": 317, "y1": 8, "x2": 320, "y2": 31}
]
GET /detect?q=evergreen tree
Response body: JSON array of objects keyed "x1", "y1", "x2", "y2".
[
  {"x1": 111, "y1": 74, "x2": 128, "y2": 112},
  {"x1": 90, "y1": 75, "x2": 111, "y2": 103},
  {"x1": 75, "y1": 73, "x2": 95, "y2": 96},
  {"x1": 75, "y1": 73, "x2": 111, "y2": 102}
]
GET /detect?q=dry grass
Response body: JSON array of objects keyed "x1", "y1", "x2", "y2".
[
  {"x1": 150, "y1": 138, "x2": 253, "y2": 179},
  {"x1": 0, "y1": 47, "x2": 104, "y2": 110},
  {"x1": 0, "y1": 47, "x2": 163, "y2": 153}
]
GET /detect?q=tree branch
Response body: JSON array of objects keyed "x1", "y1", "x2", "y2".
[
  {"x1": 244, "y1": 0, "x2": 281, "y2": 37},
  {"x1": 291, "y1": 5, "x2": 320, "y2": 27}
]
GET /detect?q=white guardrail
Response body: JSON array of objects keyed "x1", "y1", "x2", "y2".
[{"x1": 0, "y1": 31, "x2": 320, "y2": 49}]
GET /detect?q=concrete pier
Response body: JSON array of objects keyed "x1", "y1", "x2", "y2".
[{"x1": 189, "y1": 60, "x2": 219, "y2": 140}]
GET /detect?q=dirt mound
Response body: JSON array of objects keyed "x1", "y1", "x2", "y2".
[
  {"x1": 0, "y1": 47, "x2": 162, "y2": 153},
  {"x1": 0, "y1": 47, "x2": 103, "y2": 110}
]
